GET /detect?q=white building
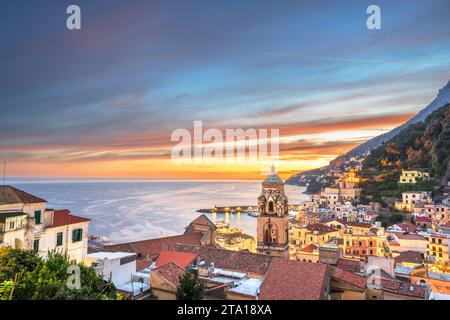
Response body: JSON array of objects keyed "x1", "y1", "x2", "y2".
[
  {"x1": 395, "y1": 191, "x2": 432, "y2": 212},
  {"x1": 0, "y1": 185, "x2": 90, "y2": 262},
  {"x1": 83, "y1": 252, "x2": 138, "y2": 286},
  {"x1": 37, "y1": 209, "x2": 91, "y2": 262},
  {"x1": 83, "y1": 252, "x2": 150, "y2": 297}
]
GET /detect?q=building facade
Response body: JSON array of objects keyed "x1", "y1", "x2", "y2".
[
  {"x1": 256, "y1": 166, "x2": 289, "y2": 258},
  {"x1": 0, "y1": 186, "x2": 90, "y2": 262},
  {"x1": 399, "y1": 170, "x2": 430, "y2": 184}
]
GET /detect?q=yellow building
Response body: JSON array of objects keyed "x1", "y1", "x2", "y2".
[
  {"x1": 291, "y1": 223, "x2": 341, "y2": 247},
  {"x1": 343, "y1": 168, "x2": 361, "y2": 183},
  {"x1": 426, "y1": 233, "x2": 449, "y2": 263},
  {"x1": 325, "y1": 220, "x2": 372, "y2": 237},
  {"x1": 320, "y1": 184, "x2": 361, "y2": 205},
  {"x1": 215, "y1": 226, "x2": 256, "y2": 252},
  {"x1": 399, "y1": 169, "x2": 430, "y2": 184}
]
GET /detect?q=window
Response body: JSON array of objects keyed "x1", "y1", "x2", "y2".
[
  {"x1": 33, "y1": 239, "x2": 39, "y2": 253},
  {"x1": 369, "y1": 241, "x2": 373, "y2": 247},
  {"x1": 34, "y1": 211, "x2": 42, "y2": 225},
  {"x1": 9, "y1": 221, "x2": 15, "y2": 230},
  {"x1": 56, "y1": 232, "x2": 63, "y2": 246},
  {"x1": 268, "y1": 201, "x2": 274, "y2": 212},
  {"x1": 72, "y1": 228, "x2": 83, "y2": 243}
]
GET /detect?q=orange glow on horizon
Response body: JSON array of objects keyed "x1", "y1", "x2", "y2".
[{"x1": 3, "y1": 113, "x2": 414, "y2": 180}]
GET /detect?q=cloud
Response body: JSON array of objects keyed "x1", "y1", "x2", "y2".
[{"x1": 1, "y1": 0, "x2": 450, "y2": 178}]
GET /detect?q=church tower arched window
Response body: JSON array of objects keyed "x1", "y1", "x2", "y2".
[
  {"x1": 264, "y1": 223, "x2": 277, "y2": 243},
  {"x1": 256, "y1": 164, "x2": 289, "y2": 258},
  {"x1": 268, "y1": 201, "x2": 274, "y2": 213}
]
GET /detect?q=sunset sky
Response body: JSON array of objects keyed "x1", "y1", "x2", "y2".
[{"x1": 1, "y1": 0, "x2": 450, "y2": 180}]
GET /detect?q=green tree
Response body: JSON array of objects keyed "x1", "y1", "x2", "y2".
[
  {"x1": 176, "y1": 270, "x2": 205, "y2": 300},
  {"x1": 0, "y1": 247, "x2": 120, "y2": 300},
  {"x1": 375, "y1": 213, "x2": 405, "y2": 228},
  {"x1": 0, "y1": 280, "x2": 13, "y2": 300},
  {"x1": 0, "y1": 247, "x2": 40, "y2": 282}
]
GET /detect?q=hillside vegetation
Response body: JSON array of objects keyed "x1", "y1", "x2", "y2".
[{"x1": 361, "y1": 104, "x2": 450, "y2": 201}]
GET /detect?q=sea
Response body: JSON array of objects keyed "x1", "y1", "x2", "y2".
[{"x1": 7, "y1": 179, "x2": 307, "y2": 244}]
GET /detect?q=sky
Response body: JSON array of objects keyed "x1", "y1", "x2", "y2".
[{"x1": 1, "y1": 0, "x2": 450, "y2": 180}]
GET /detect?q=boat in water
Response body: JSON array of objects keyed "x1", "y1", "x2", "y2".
[
  {"x1": 245, "y1": 211, "x2": 259, "y2": 217},
  {"x1": 215, "y1": 219, "x2": 230, "y2": 229}
]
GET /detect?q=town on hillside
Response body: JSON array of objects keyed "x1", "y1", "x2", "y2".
[{"x1": 2, "y1": 154, "x2": 450, "y2": 300}]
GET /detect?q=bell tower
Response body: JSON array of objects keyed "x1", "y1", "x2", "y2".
[{"x1": 256, "y1": 164, "x2": 289, "y2": 258}]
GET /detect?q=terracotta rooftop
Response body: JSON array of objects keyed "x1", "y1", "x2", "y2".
[
  {"x1": 152, "y1": 262, "x2": 186, "y2": 288},
  {"x1": 394, "y1": 232, "x2": 427, "y2": 241},
  {"x1": 0, "y1": 185, "x2": 47, "y2": 204},
  {"x1": 394, "y1": 251, "x2": 423, "y2": 265},
  {"x1": 331, "y1": 219, "x2": 346, "y2": 225},
  {"x1": 156, "y1": 250, "x2": 198, "y2": 268},
  {"x1": 174, "y1": 243, "x2": 273, "y2": 276},
  {"x1": 259, "y1": 259, "x2": 328, "y2": 300},
  {"x1": 395, "y1": 222, "x2": 417, "y2": 232},
  {"x1": 333, "y1": 219, "x2": 372, "y2": 229},
  {"x1": 415, "y1": 217, "x2": 432, "y2": 223},
  {"x1": 136, "y1": 260, "x2": 151, "y2": 272},
  {"x1": 49, "y1": 209, "x2": 91, "y2": 228},
  {"x1": 186, "y1": 214, "x2": 217, "y2": 230},
  {"x1": 104, "y1": 233, "x2": 204, "y2": 260},
  {"x1": 299, "y1": 244, "x2": 319, "y2": 253},
  {"x1": 381, "y1": 279, "x2": 428, "y2": 299},
  {"x1": 336, "y1": 259, "x2": 363, "y2": 274},
  {"x1": 305, "y1": 223, "x2": 338, "y2": 234},
  {"x1": 347, "y1": 221, "x2": 372, "y2": 229},
  {"x1": 331, "y1": 266, "x2": 366, "y2": 290}
]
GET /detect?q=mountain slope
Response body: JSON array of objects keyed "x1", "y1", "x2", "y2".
[
  {"x1": 348, "y1": 80, "x2": 450, "y2": 157},
  {"x1": 363, "y1": 103, "x2": 450, "y2": 177},
  {"x1": 359, "y1": 103, "x2": 450, "y2": 200},
  {"x1": 286, "y1": 80, "x2": 450, "y2": 185}
]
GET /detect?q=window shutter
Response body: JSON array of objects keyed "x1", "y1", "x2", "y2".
[
  {"x1": 57, "y1": 232, "x2": 63, "y2": 246},
  {"x1": 33, "y1": 239, "x2": 39, "y2": 253},
  {"x1": 72, "y1": 229, "x2": 83, "y2": 242},
  {"x1": 34, "y1": 211, "x2": 41, "y2": 225}
]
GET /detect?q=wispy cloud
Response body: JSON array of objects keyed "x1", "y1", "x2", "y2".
[{"x1": 1, "y1": 0, "x2": 450, "y2": 178}]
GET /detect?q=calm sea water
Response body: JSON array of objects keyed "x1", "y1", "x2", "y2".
[{"x1": 7, "y1": 179, "x2": 307, "y2": 244}]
